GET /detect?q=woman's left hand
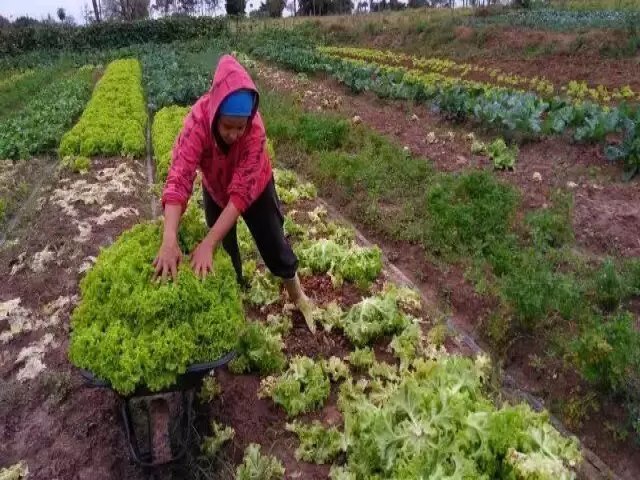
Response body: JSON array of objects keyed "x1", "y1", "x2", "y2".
[{"x1": 190, "y1": 238, "x2": 216, "y2": 279}]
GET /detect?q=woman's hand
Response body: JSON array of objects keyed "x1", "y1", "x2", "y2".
[
  {"x1": 190, "y1": 238, "x2": 216, "y2": 279},
  {"x1": 153, "y1": 236, "x2": 183, "y2": 282}
]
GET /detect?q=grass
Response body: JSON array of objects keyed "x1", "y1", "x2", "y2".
[{"x1": 259, "y1": 86, "x2": 640, "y2": 430}]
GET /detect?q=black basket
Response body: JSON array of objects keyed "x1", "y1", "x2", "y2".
[{"x1": 78, "y1": 351, "x2": 236, "y2": 467}]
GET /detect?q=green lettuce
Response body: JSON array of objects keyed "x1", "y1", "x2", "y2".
[{"x1": 68, "y1": 219, "x2": 244, "y2": 395}]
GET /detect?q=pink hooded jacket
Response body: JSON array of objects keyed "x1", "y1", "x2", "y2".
[{"x1": 162, "y1": 55, "x2": 272, "y2": 214}]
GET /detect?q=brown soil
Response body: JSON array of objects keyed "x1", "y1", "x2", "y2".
[
  {"x1": 253, "y1": 61, "x2": 640, "y2": 479},
  {"x1": 0, "y1": 157, "x2": 151, "y2": 479}
]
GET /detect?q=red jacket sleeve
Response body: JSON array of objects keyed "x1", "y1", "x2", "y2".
[
  {"x1": 227, "y1": 118, "x2": 269, "y2": 213},
  {"x1": 161, "y1": 106, "x2": 206, "y2": 212}
]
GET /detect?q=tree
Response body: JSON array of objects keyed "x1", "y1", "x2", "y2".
[
  {"x1": 13, "y1": 16, "x2": 40, "y2": 27},
  {"x1": 0, "y1": 15, "x2": 11, "y2": 27},
  {"x1": 57, "y1": 8, "x2": 67, "y2": 22},
  {"x1": 226, "y1": 0, "x2": 246, "y2": 16},
  {"x1": 298, "y1": 0, "x2": 352, "y2": 15},
  {"x1": 92, "y1": 0, "x2": 103, "y2": 21},
  {"x1": 103, "y1": 0, "x2": 151, "y2": 20},
  {"x1": 259, "y1": 0, "x2": 285, "y2": 17}
]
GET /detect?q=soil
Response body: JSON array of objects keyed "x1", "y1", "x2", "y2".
[
  {"x1": 252, "y1": 60, "x2": 640, "y2": 479},
  {"x1": 0, "y1": 157, "x2": 151, "y2": 479}
]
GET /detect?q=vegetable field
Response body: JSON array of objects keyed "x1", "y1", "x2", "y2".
[{"x1": 1, "y1": 6, "x2": 640, "y2": 480}]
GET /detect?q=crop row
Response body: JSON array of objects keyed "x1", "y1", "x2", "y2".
[
  {"x1": 141, "y1": 41, "x2": 223, "y2": 112},
  {"x1": 0, "y1": 66, "x2": 95, "y2": 160},
  {"x1": 468, "y1": 8, "x2": 640, "y2": 32},
  {"x1": 245, "y1": 38, "x2": 639, "y2": 177},
  {"x1": 59, "y1": 58, "x2": 147, "y2": 158},
  {"x1": 320, "y1": 46, "x2": 639, "y2": 105},
  {"x1": 152, "y1": 105, "x2": 190, "y2": 182}
]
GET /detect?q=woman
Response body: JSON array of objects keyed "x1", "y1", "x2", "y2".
[{"x1": 153, "y1": 54, "x2": 314, "y2": 329}]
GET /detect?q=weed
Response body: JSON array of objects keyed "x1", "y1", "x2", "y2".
[
  {"x1": 570, "y1": 312, "x2": 640, "y2": 395},
  {"x1": 525, "y1": 191, "x2": 574, "y2": 250},
  {"x1": 592, "y1": 258, "x2": 626, "y2": 311},
  {"x1": 424, "y1": 171, "x2": 518, "y2": 259},
  {"x1": 297, "y1": 114, "x2": 349, "y2": 152},
  {"x1": 560, "y1": 392, "x2": 600, "y2": 430}
]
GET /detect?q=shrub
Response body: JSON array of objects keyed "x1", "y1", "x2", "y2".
[{"x1": 0, "y1": 17, "x2": 229, "y2": 56}]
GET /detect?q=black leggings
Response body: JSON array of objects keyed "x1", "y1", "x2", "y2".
[{"x1": 203, "y1": 178, "x2": 298, "y2": 281}]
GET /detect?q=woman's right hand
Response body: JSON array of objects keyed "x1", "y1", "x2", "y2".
[{"x1": 153, "y1": 236, "x2": 182, "y2": 282}]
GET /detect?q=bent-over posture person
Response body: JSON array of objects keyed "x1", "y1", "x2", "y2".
[{"x1": 153, "y1": 54, "x2": 314, "y2": 329}]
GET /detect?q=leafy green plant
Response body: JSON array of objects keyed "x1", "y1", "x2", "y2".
[
  {"x1": 347, "y1": 347, "x2": 375, "y2": 371},
  {"x1": 235, "y1": 443, "x2": 285, "y2": 480},
  {"x1": 337, "y1": 355, "x2": 581, "y2": 478},
  {"x1": 61, "y1": 155, "x2": 91, "y2": 173},
  {"x1": 246, "y1": 269, "x2": 281, "y2": 306},
  {"x1": 286, "y1": 421, "x2": 344, "y2": 464},
  {"x1": 390, "y1": 321, "x2": 424, "y2": 367},
  {"x1": 525, "y1": 194, "x2": 574, "y2": 250},
  {"x1": 142, "y1": 43, "x2": 222, "y2": 111},
  {"x1": 68, "y1": 219, "x2": 244, "y2": 395},
  {"x1": 487, "y1": 138, "x2": 518, "y2": 170},
  {"x1": 592, "y1": 259, "x2": 626, "y2": 311},
  {"x1": 259, "y1": 356, "x2": 330, "y2": 417},
  {"x1": 0, "y1": 66, "x2": 94, "y2": 160},
  {"x1": 571, "y1": 312, "x2": 640, "y2": 395},
  {"x1": 297, "y1": 239, "x2": 382, "y2": 289},
  {"x1": 425, "y1": 171, "x2": 518, "y2": 258},
  {"x1": 341, "y1": 290, "x2": 410, "y2": 346},
  {"x1": 297, "y1": 114, "x2": 349, "y2": 151},
  {"x1": 201, "y1": 421, "x2": 234, "y2": 459},
  {"x1": 266, "y1": 313, "x2": 293, "y2": 336},
  {"x1": 321, "y1": 356, "x2": 350, "y2": 382},
  {"x1": 229, "y1": 321, "x2": 286, "y2": 375},
  {"x1": 59, "y1": 59, "x2": 147, "y2": 158},
  {"x1": 152, "y1": 105, "x2": 189, "y2": 182},
  {"x1": 198, "y1": 375, "x2": 222, "y2": 403}
]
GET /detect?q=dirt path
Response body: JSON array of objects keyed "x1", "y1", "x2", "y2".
[
  {"x1": 252, "y1": 60, "x2": 640, "y2": 480},
  {"x1": 0, "y1": 157, "x2": 151, "y2": 479}
]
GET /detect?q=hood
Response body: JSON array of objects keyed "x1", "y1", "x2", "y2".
[{"x1": 209, "y1": 54, "x2": 260, "y2": 128}]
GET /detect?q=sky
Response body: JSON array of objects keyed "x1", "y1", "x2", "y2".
[{"x1": 1, "y1": 0, "x2": 85, "y2": 22}]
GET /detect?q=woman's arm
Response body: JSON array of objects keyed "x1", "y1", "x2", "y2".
[
  {"x1": 153, "y1": 204, "x2": 183, "y2": 281},
  {"x1": 190, "y1": 202, "x2": 240, "y2": 278},
  {"x1": 155, "y1": 104, "x2": 206, "y2": 281}
]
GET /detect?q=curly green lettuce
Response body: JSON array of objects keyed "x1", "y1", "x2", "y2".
[{"x1": 68, "y1": 219, "x2": 244, "y2": 395}]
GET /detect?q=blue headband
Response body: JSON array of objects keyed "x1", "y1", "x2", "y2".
[{"x1": 219, "y1": 90, "x2": 255, "y2": 117}]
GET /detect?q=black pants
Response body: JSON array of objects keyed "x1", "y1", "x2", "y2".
[{"x1": 203, "y1": 178, "x2": 298, "y2": 281}]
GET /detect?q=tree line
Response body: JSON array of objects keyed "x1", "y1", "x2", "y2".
[{"x1": 0, "y1": 0, "x2": 528, "y2": 26}]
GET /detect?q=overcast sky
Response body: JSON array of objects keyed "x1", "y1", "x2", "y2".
[{"x1": 1, "y1": 0, "x2": 85, "y2": 22}]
